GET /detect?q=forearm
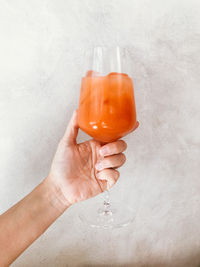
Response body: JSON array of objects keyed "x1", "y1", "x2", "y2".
[{"x1": 0, "y1": 177, "x2": 70, "y2": 266}]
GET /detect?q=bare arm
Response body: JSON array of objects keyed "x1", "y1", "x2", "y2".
[
  {"x1": 0, "y1": 179, "x2": 69, "y2": 266},
  {"x1": 0, "y1": 110, "x2": 127, "y2": 266}
]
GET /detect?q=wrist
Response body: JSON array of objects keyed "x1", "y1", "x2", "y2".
[{"x1": 42, "y1": 176, "x2": 71, "y2": 212}]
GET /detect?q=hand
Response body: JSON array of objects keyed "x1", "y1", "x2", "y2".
[{"x1": 47, "y1": 110, "x2": 127, "y2": 206}]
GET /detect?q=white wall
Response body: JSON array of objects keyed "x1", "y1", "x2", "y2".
[{"x1": 0, "y1": 0, "x2": 200, "y2": 266}]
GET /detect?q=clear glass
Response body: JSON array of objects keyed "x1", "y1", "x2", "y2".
[{"x1": 78, "y1": 46, "x2": 139, "y2": 228}]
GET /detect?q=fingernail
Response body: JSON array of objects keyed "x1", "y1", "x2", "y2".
[
  {"x1": 99, "y1": 147, "x2": 108, "y2": 156},
  {"x1": 95, "y1": 162, "x2": 103, "y2": 171}
]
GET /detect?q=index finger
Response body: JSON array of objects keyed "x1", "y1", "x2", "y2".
[{"x1": 99, "y1": 140, "x2": 127, "y2": 157}]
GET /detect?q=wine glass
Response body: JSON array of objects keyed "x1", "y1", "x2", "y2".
[{"x1": 78, "y1": 46, "x2": 139, "y2": 228}]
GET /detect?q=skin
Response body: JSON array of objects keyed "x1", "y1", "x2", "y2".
[{"x1": 0, "y1": 110, "x2": 127, "y2": 266}]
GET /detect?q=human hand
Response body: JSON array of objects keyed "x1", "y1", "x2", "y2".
[{"x1": 46, "y1": 110, "x2": 127, "y2": 207}]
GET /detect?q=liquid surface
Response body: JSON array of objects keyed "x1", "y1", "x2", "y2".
[{"x1": 78, "y1": 71, "x2": 137, "y2": 143}]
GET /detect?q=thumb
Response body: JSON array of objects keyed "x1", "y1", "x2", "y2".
[{"x1": 62, "y1": 110, "x2": 79, "y2": 145}]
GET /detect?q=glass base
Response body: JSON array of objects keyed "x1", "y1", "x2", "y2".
[{"x1": 79, "y1": 201, "x2": 135, "y2": 229}]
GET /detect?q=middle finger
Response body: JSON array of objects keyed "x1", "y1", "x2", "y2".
[
  {"x1": 99, "y1": 140, "x2": 127, "y2": 157},
  {"x1": 95, "y1": 153, "x2": 126, "y2": 171}
]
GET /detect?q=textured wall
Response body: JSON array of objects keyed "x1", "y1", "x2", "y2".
[{"x1": 0, "y1": 0, "x2": 200, "y2": 266}]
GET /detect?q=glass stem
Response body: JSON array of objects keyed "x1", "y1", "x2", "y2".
[{"x1": 103, "y1": 190, "x2": 111, "y2": 214}]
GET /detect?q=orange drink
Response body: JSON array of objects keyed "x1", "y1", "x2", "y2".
[{"x1": 78, "y1": 71, "x2": 138, "y2": 143}]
